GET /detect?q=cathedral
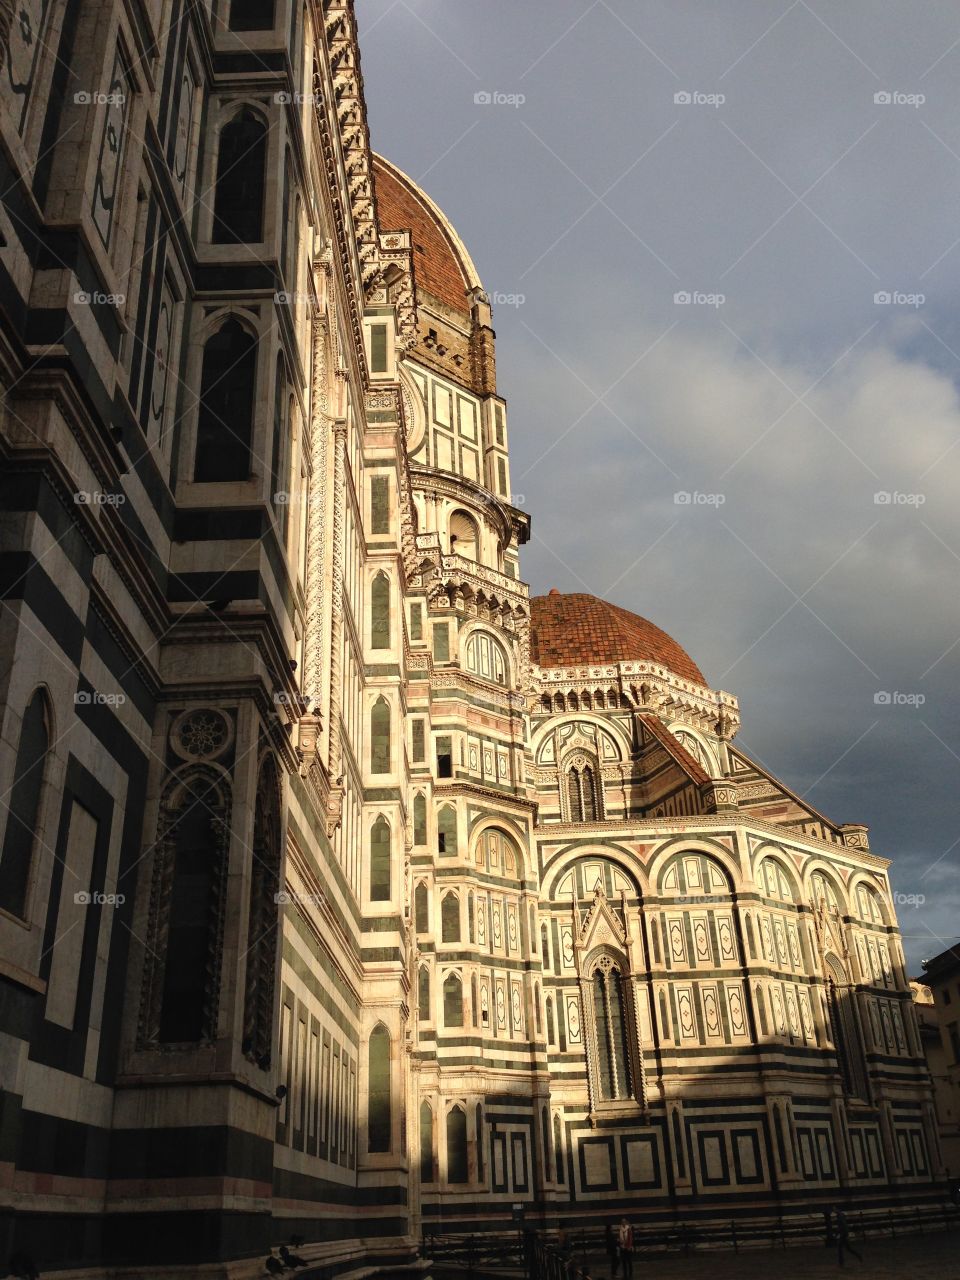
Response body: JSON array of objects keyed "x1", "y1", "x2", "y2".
[{"x1": 0, "y1": 1, "x2": 943, "y2": 1276}]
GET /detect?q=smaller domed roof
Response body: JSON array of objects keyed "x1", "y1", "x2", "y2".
[{"x1": 530, "y1": 592, "x2": 706, "y2": 685}]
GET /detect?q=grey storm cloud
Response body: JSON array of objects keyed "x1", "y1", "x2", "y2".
[{"x1": 357, "y1": 0, "x2": 960, "y2": 970}]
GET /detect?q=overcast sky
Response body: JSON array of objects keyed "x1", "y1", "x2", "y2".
[{"x1": 356, "y1": 0, "x2": 960, "y2": 973}]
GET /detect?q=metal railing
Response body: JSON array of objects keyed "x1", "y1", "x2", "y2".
[{"x1": 424, "y1": 1201, "x2": 960, "y2": 1280}]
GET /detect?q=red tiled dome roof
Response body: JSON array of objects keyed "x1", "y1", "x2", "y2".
[
  {"x1": 373, "y1": 156, "x2": 473, "y2": 315},
  {"x1": 530, "y1": 593, "x2": 706, "y2": 685}
]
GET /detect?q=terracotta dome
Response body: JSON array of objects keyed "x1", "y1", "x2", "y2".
[
  {"x1": 373, "y1": 155, "x2": 480, "y2": 315},
  {"x1": 529, "y1": 592, "x2": 706, "y2": 685}
]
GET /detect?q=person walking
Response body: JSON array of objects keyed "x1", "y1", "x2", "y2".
[
  {"x1": 605, "y1": 1222, "x2": 619, "y2": 1279},
  {"x1": 616, "y1": 1218, "x2": 634, "y2": 1280},
  {"x1": 834, "y1": 1208, "x2": 862, "y2": 1266}
]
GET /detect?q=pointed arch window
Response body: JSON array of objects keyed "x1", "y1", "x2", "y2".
[
  {"x1": 419, "y1": 1101, "x2": 434, "y2": 1181},
  {"x1": 370, "y1": 697, "x2": 390, "y2": 773},
  {"x1": 0, "y1": 688, "x2": 50, "y2": 917},
  {"x1": 441, "y1": 891, "x2": 461, "y2": 942},
  {"x1": 564, "y1": 755, "x2": 601, "y2": 823},
  {"x1": 212, "y1": 108, "x2": 266, "y2": 243},
  {"x1": 476, "y1": 1103, "x2": 485, "y2": 1182},
  {"x1": 368, "y1": 1024, "x2": 391, "y2": 1152},
  {"x1": 414, "y1": 881, "x2": 429, "y2": 934},
  {"x1": 413, "y1": 792, "x2": 427, "y2": 845},
  {"x1": 370, "y1": 815, "x2": 391, "y2": 901},
  {"x1": 242, "y1": 757, "x2": 281, "y2": 1066},
  {"x1": 587, "y1": 956, "x2": 634, "y2": 1103},
  {"x1": 418, "y1": 965, "x2": 431, "y2": 1021},
  {"x1": 371, "y1": 573, "x2": 390, "y2": 650},
  {"x1": 443, "y1": 973, "x2": 463, "y2": 1027},
  {"x1": 447, "y1": 1105, "x2": 468, "y2": 1183},
  {"x1": 194, "y1": 318, "x2": 257, "y2": 481},
  {"x1": 437, "y1": 804, "x2": 457, "y2": 856},
  {"x1": 553, "y1": 1114, "x2": 565, "y2": 1184},
  {"x1": 149, "y1": 775, "x2": 231, "y2": 1044},
  {"x1": 825, "y1": 960, "x2": 870, "y2": 1101}
]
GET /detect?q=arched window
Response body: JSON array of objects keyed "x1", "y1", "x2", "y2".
[
  {"x1": 535, "y1": 983, "x2": 543, "y2": 1034},
  {"x1": 154, "y1": 775, "x2": 231, "y2": 1043},
  {"x1": 443, "y1": 973, "x2": 463, "y2": 1027},
  {"x1": 368, "y1": 1024, "x2": 391, "y2": 1152},
  {"x1": 464, "y1": 631, "x2": 507, "y2": 685},
  {"x1": 370, "y1": 815, "x2": 390, "y2": 901},
  {"x1": 468, "y1": 891, "x2": 475, "y2": 943},
  {"x1": 242, "y1": 757, "x2": 281, "y2": 1066},
  {"x1": 553, "y1": 1114, "x2": 565, "y2": 1184},
  {"x1": 419, "y1": 1101, "x2": 434, "y2": 1182},
  {"x1": 212, "y1": 109, "x2": 266, "y2": 243},
  {"x1": 414, "y1": 882, "x2": 429, "y2": 934},
  {"x1": 371, "y1": 573, "x2": 390, "y2": 650},
  {"x1": 418, "y1": 966, "x2": 430, "y2": 1021},
  {"x1": 413, "y1": 792, "x2": 427, "y2": 845},
  {"x1": 546, "y1": 996, "x2": 556, "y2": 1046},
  {"x1": 476, "y1": 1103, "x2": 485, "y2": 1182},
  {"x1": 0, "y1": 688, "x2": 50, "y2": 917},
  {"x1": 441, "y1": 891, "x2": 461, "y2": 942},
  {"x1": 565, "y1": 758, "x2": 600, "y2": 823},
  {"x1": 437, "y1": 804, "x2": 457, "y2": 856},
  {"x1": 541, "y1": 923, "x2": 550, "y2": 969},
  {"x1": 448, "y1": 510, "x2": 478, "y2": 560},
  {"x1": 271, "y1": 356, "x2": 289, "y2": 528},
  {"x1": 229, "y1": 0, "x2": 275, "y2": 29},
  {"x1": 370, "y1": 698, "x2": 390, "y2": 773},
  {"x1": 588, "y1": 957, "x2": 632, "y2": 1102},
  {"x1": 825, "y1": 959, "x2": 869, "y2": 1101},
  {"x1": 447, "y1": 1105, "x2": 468, "y2": 1183},
  {"x1": 194, "y1": 318, "x2": 257, "y2": 481}
]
